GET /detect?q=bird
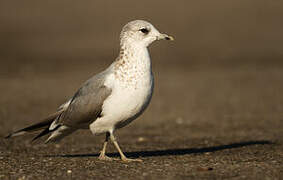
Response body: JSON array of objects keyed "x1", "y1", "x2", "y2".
[{"x1": 5, "y1": 20, "x2": 174, "y2": 162}]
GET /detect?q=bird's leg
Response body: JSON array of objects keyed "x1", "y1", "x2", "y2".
[
  {"x1": 98, "y1": 132, "x2": 117, "y2": 161},
  {"x1": 110, "y1": 132, "x2": 142, "y2": 162}
]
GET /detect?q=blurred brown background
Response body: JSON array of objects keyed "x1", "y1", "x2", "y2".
[
  {"x1": 0, "y1": 1, "x2": 283, "y2": 179},
  {"x1": 1, "y1": 0, "x2": 283, "y2": 66}
]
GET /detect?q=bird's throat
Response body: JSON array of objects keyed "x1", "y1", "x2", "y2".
[{"x1": 114, "y1": 45, "x2": 152, "y2": 87}]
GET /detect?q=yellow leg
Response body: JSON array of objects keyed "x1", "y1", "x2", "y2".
[
  {"x1": 98, "y1": 132, "x2": 117, "y2": 161},
  {"x1": 110, "y1": 133, "x2": 142, "y2": 162}
]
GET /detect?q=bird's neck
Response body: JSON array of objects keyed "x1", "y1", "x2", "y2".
[
  {"x1": 115, "y1": 44, "x2": 152, "y2": 71},
  {"x1": 113, "y1": 44, "x2": 152, "y2": 86}
]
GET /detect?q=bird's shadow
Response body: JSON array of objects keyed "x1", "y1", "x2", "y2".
[{"x1": 46, "y1": 140, "x2": 272, "y2": 158}]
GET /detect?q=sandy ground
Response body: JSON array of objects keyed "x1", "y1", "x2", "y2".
[
  {"x1": 0, "y1": 59, "x2": 282, "y2": 179},
  {"x1": 1, "y1": 1, "x2": 283, "y2": 179}
]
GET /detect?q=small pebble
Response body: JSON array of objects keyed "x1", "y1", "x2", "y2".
[
  {"x1": 67, "y1": 170, "x2": 72, "y2": 174},
  {"x1": 142, "y1": 172, "x2": 148, "y2": 176},
  {"x1": 137, "y1": 137, "x2": 146, "y2": 142},
  {"x1": 17, "y1": 176, "x2": 26, "y2": 180}
]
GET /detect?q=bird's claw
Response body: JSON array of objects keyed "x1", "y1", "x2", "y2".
[
  {"x1": 98, "y1": 155, "x2": 119, "y2": 161},
  {"x1": 121, "y1": 157, "x2": 143, "y2": 163}
]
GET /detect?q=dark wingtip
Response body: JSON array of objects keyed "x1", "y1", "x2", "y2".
[
  {"x1": 31, "y1": 128, "x2": 50, "y2": 142},
  {"x1": 4, "y1": 133, "x2": 12, "y2": 139},
  {"x1": 4, "y1": 130, "x2": 26, "y2": 139}
]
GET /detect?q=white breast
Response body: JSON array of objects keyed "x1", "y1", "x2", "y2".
[{"x1": 89, "y1": 46, "x2": 154, "y2": 135}]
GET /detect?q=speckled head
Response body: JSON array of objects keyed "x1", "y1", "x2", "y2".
[{"x1": 120, "y1": 20, "x2": 174, "y2": 47}]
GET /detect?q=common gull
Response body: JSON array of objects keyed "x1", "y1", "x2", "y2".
[{"x1": 6, "y1": 20, "x2": 174, "y2": 162}]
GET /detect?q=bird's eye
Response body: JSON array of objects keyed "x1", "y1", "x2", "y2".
[{"x1": 139, "y1": 28, "x2": 149, "y2": 34}]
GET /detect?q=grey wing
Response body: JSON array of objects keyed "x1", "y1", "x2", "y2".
[{"x1": 57, "y1": 72, "x2": 112, "y2": 128}]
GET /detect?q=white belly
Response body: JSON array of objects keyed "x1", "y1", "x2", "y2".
[{"x1": 89, "y1": 73, "x2": 154, "y2": 135}]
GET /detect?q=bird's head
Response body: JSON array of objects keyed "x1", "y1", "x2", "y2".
[{"x1": 120, "y1": 20, "x2": 174, "y2": 47}]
